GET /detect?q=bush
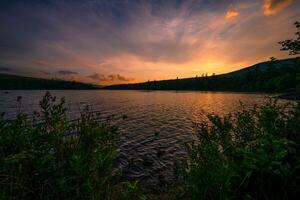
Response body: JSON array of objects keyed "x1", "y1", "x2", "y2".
[
  {"x1": 179, "y1": 99, "x2": 300, "y2": 200},
  {"x1": 0, "y1": 92, "x2": 120, "y2": 199}
]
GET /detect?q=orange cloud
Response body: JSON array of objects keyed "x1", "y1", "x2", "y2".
[
  {"x1": 263, "y1": 0, "x2": 293, "y2": 16},
  {"x1": 225, "y1": 8, "x2": 239, "y2": 19}
]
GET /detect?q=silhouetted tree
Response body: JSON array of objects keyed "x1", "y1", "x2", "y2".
[
  {"x1": 269, "y1": 57, "x2": 277, "y2": 62},
  {"x1": 267, "y1": 57, "x2": 278, "y2": 72},
  {"x1": 279, "y1": 21, "x2": 300, "y2": 55}
]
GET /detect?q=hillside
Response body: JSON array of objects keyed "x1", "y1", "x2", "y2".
[
  {"x1": 0, "y1": 74, "x2": 100, "y2": 90},
  {"x1": 104, "y1": 58, "x2": 300, "y2": 93},
  {"x1": 223, "y1": 58, "x2": 295, "y2": 77}
]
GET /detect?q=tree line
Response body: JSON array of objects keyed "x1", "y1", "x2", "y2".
[{"x1": 0, "y1": 74, "x2": 98, "y2": 90}]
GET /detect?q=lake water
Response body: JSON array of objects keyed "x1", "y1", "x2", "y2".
[{"x1": 0, "y1": 90, "x2": 275, "y2": 186}]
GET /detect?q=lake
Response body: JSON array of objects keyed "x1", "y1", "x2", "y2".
[{"x1": 0, "y1": 90, "x2": 276, "y2": 186}]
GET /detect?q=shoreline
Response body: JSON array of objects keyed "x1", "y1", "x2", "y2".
[{"x1": 274, "y1": 91, "x2": 300, "y2": 101}]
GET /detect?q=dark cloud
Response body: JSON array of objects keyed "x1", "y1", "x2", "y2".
[
  {"x1": 88, "y1": 73, "x2": 134, "y2": 82},
  {"x1": 268, "y1": 0, "x2": 292, "y2": 9},
  {"x1": 0, "y1": 66, "x2": 12, "y2": 72},
  {"x1": 56, "y1": 70, "x2": 78, "y2": 75},
  {"x1": 88, "y1": 73, "x2": 105, "y2": 81},
  {"x1": 40, "y1": 70, "x2": 51, "y2": 75},
  {"x1": 108, "y1": 74, "x2": 134, "y2": 82}
]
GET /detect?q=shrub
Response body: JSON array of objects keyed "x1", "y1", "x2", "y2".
[
  {"x1": 0, "y1": 92, "x2": 119, "y2": 199},
  {"x1": 179, "y1": 99, "x2": 300, "y2": 200}
]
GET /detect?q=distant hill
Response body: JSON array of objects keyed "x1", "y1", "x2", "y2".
[
  {"x1": 104, "y1": 58, "x2": 300, "y2": 93},
  {"x1": 0, "y1": 74, "x2": 101, "y2": 90},
  {"x1": 223, "y1": 58, "x2": 295, "y2": 77}
]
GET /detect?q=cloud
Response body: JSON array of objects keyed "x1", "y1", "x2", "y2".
[
  {"x1": 0, "y1": 66, "x2": 12, "y2": 72},
  {"x1": 40, "y1": 71, "x2": 51, "y2": 75},
  {"x1": 0, "y1": 0, "x2": 300, "y2": 83},
  {"x1": 0, "y1": 0, "x2": 227, "y2": 69},
  {"x1": 88, "y1": 73, "x2": 105, "y2": 81},
  {"x1": 225, "y1": 8, "x2": 239, "y2": 19},
  {"x1": 263, "y1": 0, "x2": 293, "y2": 16},
  {"x1": 88, "y1": 73, "x2": 134, "y2": 82},
  {"x1": 108, "y1": 74, "x2": 134, "y2": 82},
  {"x1": 56, "y1": 70, "x2": 78, "y2": 75}
]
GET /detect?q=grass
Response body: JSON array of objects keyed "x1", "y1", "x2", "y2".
[{"x1": 1, "y1": 92, "x2": 300, "y2": 199}]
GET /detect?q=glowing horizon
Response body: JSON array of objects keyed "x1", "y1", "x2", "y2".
[{"x1": 0, "y1": 0, "x2": 300, "y2": 85}]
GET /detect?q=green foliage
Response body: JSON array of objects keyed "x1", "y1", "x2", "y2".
[
  {"x1": 0, "y1": 92, "x2": 119, "y2": 199},
  {"x1": 179, "y1": 100, "x2": 300, "y2": 200},
  {"x1": 114, "y1": 181, "x2": 147, "y2": 200}
]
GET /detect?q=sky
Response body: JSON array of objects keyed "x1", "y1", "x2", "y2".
[{"x1": 0, "y1": 0, "x2": 300, "y2": 85}]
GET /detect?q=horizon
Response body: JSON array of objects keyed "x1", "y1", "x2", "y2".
[
  {"x1": 0, "y1": 56, "x2": 296, "y2": 87},
  {"x1": 1, "y1": 0, "x2": 300, "y2": 85}
]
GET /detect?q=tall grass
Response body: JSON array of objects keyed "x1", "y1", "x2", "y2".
[{"x1": 178, "y1": 100, "x2": 300, "y2": 199}]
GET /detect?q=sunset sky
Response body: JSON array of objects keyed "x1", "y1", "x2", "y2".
[{"x1": 0, "y1": 0, "x2": 300, "y2": 85}]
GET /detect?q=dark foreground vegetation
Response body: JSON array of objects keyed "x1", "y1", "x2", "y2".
[
  {"x1": 0, "y1": 74, "x2": 99, "y2": 90},
  {"x1": 177, "y1": 100, "x2": 300, "y2": 199},
  {"x1": 0, "y1": 92, "x2": 142, "y2": 199},
  {"x1": 1, "y1": 92, "x2": 300, "y2": 199}
]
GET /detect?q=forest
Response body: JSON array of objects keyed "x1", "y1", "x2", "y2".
[{"x1": 0, "y1": 74, "x2": 98, "y2": 90}]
